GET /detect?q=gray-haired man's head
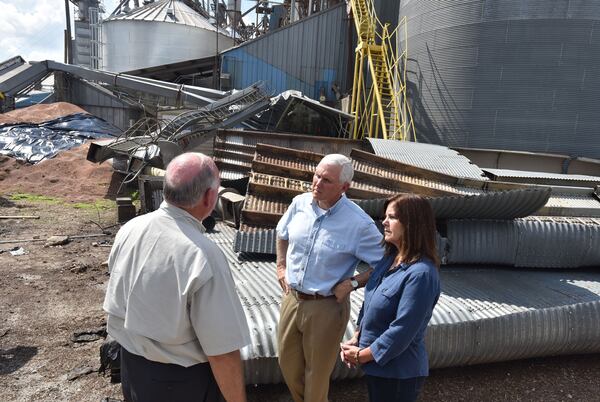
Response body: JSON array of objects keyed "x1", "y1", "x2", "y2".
[{"x1": 163, "y1": 153, "x2": 219, "y2": 209}]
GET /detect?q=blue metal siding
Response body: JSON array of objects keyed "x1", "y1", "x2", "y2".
[{"x1": 221, "y1": 4, "x2": 350, "y2": 101}]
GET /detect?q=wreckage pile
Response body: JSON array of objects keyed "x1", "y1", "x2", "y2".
[{"x1": 85, "y1": 123, "x2": 600, "y2": 384}]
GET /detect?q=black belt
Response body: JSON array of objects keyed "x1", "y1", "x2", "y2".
[{"x1": 291, "y1": 289, "x2": 336, "y2": 301}]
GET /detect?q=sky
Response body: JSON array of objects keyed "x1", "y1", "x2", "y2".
[{"x1": 0, "y1": 0, "x2": 256, "y2": 64}]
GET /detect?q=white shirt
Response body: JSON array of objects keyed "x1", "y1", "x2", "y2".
[{"x1": 103, "y1": 201, "x2": 250, "y2": 367}]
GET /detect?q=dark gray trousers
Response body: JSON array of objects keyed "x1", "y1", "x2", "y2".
[{"x1": 120, "y1": 347, "x2": 225, "y2": 402}]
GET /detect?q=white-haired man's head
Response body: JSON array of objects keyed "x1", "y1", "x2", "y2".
[
  {"x1": 311, "y1": 154, "x2": 353, "y2": 209},
  {"x1": 318, "y1": 154, "x2": 354, "y2": 184}
]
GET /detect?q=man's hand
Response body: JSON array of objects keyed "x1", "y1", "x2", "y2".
[
  {"x1": 333, "y1": 279, "x2": 353, "y2": 303},
  {"x1": 333, "y1": 268, "x2": 374, "y2": 303},
  {"x1": 276, "y1": 238, "x2": 289, "y2": 294},
  {"x1": 277, "y1": 264, "x2": 289, "y2": 294}
]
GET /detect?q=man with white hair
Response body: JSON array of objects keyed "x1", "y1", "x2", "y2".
[
  {"x1": 276, "y1": 153, "x2": 384, "y2": 402},
  {"x1": 104, "y1": 152, "x2": 250, "y2": 402}
]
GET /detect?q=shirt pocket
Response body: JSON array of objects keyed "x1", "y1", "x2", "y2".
[
  {"x1": 380, "y1": 285, "x2": 400, "y2": 299},
  {"x1": 323, "y1": 238, "x2": 348, "y2": 251}
]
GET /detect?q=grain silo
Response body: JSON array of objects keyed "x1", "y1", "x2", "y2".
[
  {"x1": 399, "y1": 1, "x2": 600, "y2": 159},
  {"x1": 102, "y1": 0, "x2": 234, "y2": 73}
]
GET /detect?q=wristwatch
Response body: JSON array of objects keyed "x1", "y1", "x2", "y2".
[{"x1": 350, "y1": 277, "x2": 359, "y2": 290}]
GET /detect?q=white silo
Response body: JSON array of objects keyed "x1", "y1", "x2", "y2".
[{"x1": 102, "y1": 0, "x2": 234, "y2": 73}]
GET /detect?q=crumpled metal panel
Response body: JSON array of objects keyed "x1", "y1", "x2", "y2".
[
  {"x1": 207, "y1": 223, "x2": 600, "y2": 383},
  {"x1": 484, "y1": 168, "x2": 600, "y2": 187},
  {"x1": 446, "y1": 219, "x2": 600, "y2": 268},
  {"x1": 367, "y1": 138, "x2": 489, "y2": 180}
]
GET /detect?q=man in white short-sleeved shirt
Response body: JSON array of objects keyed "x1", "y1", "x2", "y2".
[{"x1": 103, "y1": 152, "x2": 250, "y2": 402}]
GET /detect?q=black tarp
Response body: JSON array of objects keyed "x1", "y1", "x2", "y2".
[{"x1": 0, "y1": 113, "x2": 120, "y2": 163}]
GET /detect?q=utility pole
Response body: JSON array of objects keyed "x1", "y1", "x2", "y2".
[
  {"x1": 64, "y1": 0, "x2": 73, "y2": 64},
  {"x1": 214, "y1": 0, "x2": 220, "y2": 89}
]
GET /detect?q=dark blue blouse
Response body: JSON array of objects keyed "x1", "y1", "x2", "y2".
[{"x1": 357, "y1": 254, "x2": 440, "y2": 379}]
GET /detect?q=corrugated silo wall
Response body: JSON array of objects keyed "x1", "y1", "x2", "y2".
[
  {"x1": 221, "y1": 3, "x2": 351, "y2": 102},
  {"x1": 398, "y1": 1, "x2": 600, "y2": 159}
]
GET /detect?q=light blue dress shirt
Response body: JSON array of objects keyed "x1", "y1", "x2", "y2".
[{"x1": 276, "y1": 192, "x2": 384, "y2": 296}]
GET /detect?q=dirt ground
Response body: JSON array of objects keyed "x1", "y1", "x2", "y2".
[{"x1": 1, "y1": 146, "x2": 600, "y2": 402}]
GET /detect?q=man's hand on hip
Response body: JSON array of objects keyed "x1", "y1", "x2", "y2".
[
  {"x1": 333, "y1": 279, "x2": 353, "y2": 303},
  {"x1": 277, "y1": 265, "x2": 289, "y2": 294}
]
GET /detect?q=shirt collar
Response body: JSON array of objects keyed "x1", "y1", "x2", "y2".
[
  {"x1": 311, "y1": 193, "x2": 347, "y2": 216},
  {"x1": 386, "y1": 253, "x2": 417, "y2": 274},
  {"x1": 160, "y1": 201, "x2": 206, "y2": 233}
]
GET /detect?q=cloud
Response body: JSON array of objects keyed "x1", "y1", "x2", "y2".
[{"x1": 0, "y1": 1, "x2": 66, "y2": 62}]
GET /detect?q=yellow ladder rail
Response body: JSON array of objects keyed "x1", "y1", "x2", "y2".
[{"x1": 349, "y1": 0, "x2": 415, "y2": 141}]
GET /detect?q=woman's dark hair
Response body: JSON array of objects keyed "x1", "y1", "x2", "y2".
[{"x1": 383, "y1": 194, "x2": 440, "y2": 267}]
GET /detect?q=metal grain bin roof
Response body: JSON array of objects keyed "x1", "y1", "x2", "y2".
[
  {"x1": 429, "y1": 267, "x2": 600, "y2": 368},
  {"x1": 220, "y1": 3, "x2": 351, "y2": 101},
  {"x1": 207, "y1": 223, "x2": 600, "y2": 383},
  {"x1": 399, "y1": 0, "x2": 600, "y2": 159},
  {"x1": 105, "y1": 0, "x2": 219, "y2": 31},
  {"x1": 367, "y1": 139, "x2": 488, "y2": 180}
]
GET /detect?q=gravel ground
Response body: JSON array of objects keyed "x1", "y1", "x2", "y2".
[{"x1": 248, "y1": 353, "x2": 600, "y2": 401}]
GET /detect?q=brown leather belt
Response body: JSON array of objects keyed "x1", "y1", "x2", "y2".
[{"x1": 291, "y1": 289, "x2": 336, "y2": 301}]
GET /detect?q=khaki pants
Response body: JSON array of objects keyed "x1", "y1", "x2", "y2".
[{"x1": 277, "y1": 292, "x2": 351, "y2": 402}]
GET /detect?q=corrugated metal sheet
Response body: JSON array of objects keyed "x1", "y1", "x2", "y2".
[
  {"x1": 446, "y1": 220, "x2": 519, "y2": 265},
  {"x1": 353, "y1": 188, "x2": 550, "y2": 221},
  {"x1": 484, "y1": 168, "x2": 600, "y2": 187},
  {"x1": 399, "y1": 0, "x2": 600, "y2": 159},
  {"x1": 234, "y1": 228, "x2": 277, "y2": 254},
  {"x1": 445, "y1": 218, "x2": 600, "y2": 268},
  {"x1": 539, "y1": 194, "x2": 600, "y2": 217},
  {"x1": 429, "y1": 189, "x2": 550, "y2": 220},
  {"x1": 428, "y1": 267, "x2": 600, "y2": 367},
  {"x1": 221, "y1": 3, "x2": 351, "y2": 101},
  {"x1": 367, "y1": 139, "x2": 488, "y2": 180},
  {"x1": 206, "y1": 223, "x2": 600, "y2": 383}
]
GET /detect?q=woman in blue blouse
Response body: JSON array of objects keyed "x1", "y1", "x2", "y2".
[{"x1": 340, "y1": 194, "x2": 441, "y2": 402}]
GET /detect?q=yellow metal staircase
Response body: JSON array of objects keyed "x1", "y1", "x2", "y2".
[{"x1": 349, "y1": 0, "x2": 415, "y2": 140}]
